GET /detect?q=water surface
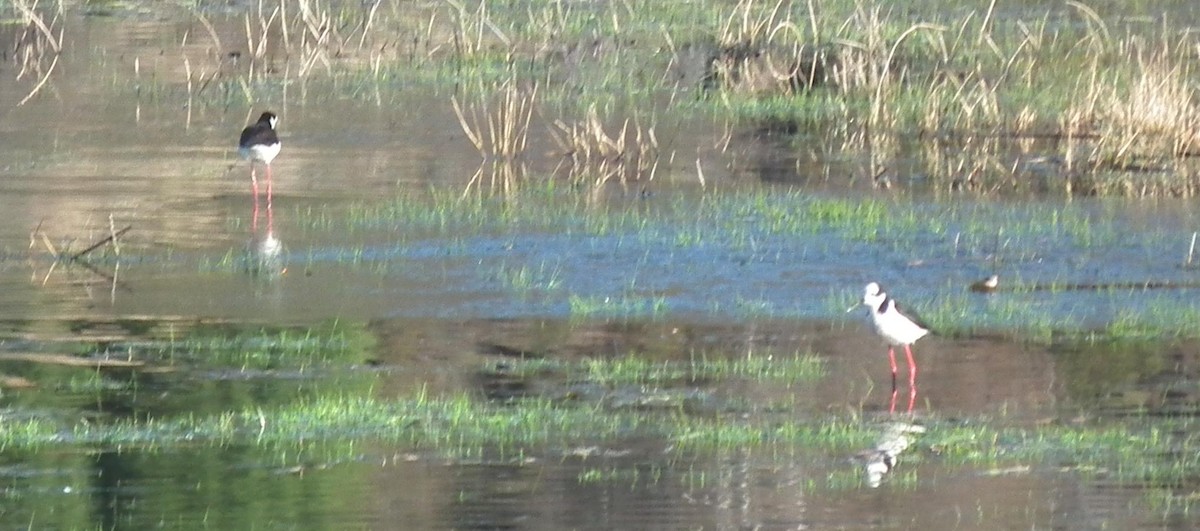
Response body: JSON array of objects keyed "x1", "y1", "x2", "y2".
[{"x1": 0, "y1": 3, "x2": 1196, "y2": 530}]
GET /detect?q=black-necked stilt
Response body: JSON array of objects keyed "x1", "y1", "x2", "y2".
[
  {"x1": 238, "y1": 111, "x2": 281, "y2": 200},
  {"x1": 849, "y1": 282, "x2": 930, "y2": 389}
]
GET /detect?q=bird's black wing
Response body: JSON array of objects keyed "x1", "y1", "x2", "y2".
[{"x1": 239, "y1": 124, "x2": 278, "y2": 148}]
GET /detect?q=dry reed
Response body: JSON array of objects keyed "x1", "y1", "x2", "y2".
[
  {"x1": 549, "y1": 106, "x2": 660, "y2": 188},
  {"x1": 452, "y1": 79, "x2": 539, "y2": 196}
]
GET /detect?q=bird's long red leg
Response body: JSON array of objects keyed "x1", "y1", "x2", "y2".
[
  {"x1": 265, "y1": 164, "x2": 273, "y2": 211},
  {"x1": 889, "y1": 385, "x2": 898, "y2": 414},
  {"x1": 888, "y1": 346, "x2": 898, "y2": 389},
  {"x1": 266, "y1": 185, "x2": 274, "y2": 235},
  {"x1": 907, "y1": 384, "x2": 917, "y2": 414},
  {"x1": 904, "y1": 344, "x2": 918, "y2": 388},
  {"x1": 251, "y1": 166, "x2": 260, "y2": 233}
]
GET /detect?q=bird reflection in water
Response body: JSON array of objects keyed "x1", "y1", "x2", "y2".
[
  {"x1": 852, "y1": 422, "x2": 925, "y2": 488},
  {"x1": 244, "y1": 191, "x2": 284, "y2": 279}
]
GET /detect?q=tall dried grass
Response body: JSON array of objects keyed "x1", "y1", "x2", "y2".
[
  {"x1": 550, "y1": 107, "x2": 660, "y2": 188},
  {"x1": 452, "y1": 78, "x2": 539, "y2": 196},
  {"x1": 11, "y1": 0, "x2": 64, "y2": 106}
]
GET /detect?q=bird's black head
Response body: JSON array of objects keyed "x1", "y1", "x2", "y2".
[{"x1": 257, "y1": 112, "x2": 278, "y2": 129}]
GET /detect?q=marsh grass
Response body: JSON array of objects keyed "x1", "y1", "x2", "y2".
[
  {"x1": 1099, "y1": 55, "x2": 1197, "y2": 160},
  {"x1": 53, "y1": 183, "x2": 1200, "y2": 343},
  {"x1": 9, "y1": 0, "x2": 64, "y2": 106},
  {"x1": 227, "y1": 185, "x2": 1200, "y2": 342},
  {"x1": 95, "y1": 320, "x2": 376, "y2": 371},
  {"x1": 117, "y1": 1, "x2": 1200, "y2": 195},
  {"x1": 3, "y1": 389, "x2": 1190, "y2": 488},
  {"x1": 0, "y1": 356, "x2": 1196, "y2": 505},
  {"x1": 453, "y1": 77, "x2": 539, "y2": 195},
  {"x1": 491, "y1": 349, "x2": 822, "y2": 386},
  {"x1": 62, "y1": 370, "x2": 133, "y2": 394},
  {"x1": 848, "y1": 281, "x2": 1200, "y2": 344},
  {"x1": 549, "y1": 106, "x2": 661, "y2": 188},
  {"x1": 690, "y1": 0, "x2": 1200, "y2": 195},
  {"x1": 577, "y1": 464, "x2": 662, "y2": 485},
  {"x1": 493, "y1": 260, "x2": 563, "y2": 294},
  {"x1": 568, "y1": 293, "x2": 669, "y2": 320}
]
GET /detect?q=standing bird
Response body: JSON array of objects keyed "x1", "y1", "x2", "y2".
[
  {"x1": 238, "y1": 111, "x2": 281, "y2": 203},
  {"x1": 849, "y1": 282, "x2": 930, "y2": 390},
  {"x1": 969, "y1": 274, "x2": 1000, "y2": 293}
]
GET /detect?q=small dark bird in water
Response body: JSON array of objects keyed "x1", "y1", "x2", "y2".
[{"x1": 970, "y1": 274, "x2": 1000, "y2": 294}]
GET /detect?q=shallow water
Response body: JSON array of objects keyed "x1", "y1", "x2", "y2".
[
  {"x1": 0, "y1": 445, "x2": 1154, "y2": 529},
  {"x1": 0, "y1": 320, "x2": 1181, "y2": 530},
  {"x1": 0, "y1": 3, "x2": 1198, "y2": 530}
]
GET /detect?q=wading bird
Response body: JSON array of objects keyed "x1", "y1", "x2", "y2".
[
  {"x1": 238, "y1": 111, "x2": 281, "y2": 203},
  {"x1": 849, "y1": 282, "x2": 930, "y2": 389}
]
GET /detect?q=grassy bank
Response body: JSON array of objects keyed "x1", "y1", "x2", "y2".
[{"x1": 105, "y1": 0, "x2": 1196, "y2": 195}]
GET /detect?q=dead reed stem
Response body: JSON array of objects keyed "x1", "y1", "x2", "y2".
[
  {"x1": 452, "y1": 79, "x2": 539, "y2": 196},
  {"x1": 550, "y1": 106, "x2": 660, "y2": 188},
  {"x1": 12, "y1": 0, "x2": 65, "y2": 106}
]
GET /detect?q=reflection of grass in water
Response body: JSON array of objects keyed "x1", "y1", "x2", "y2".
[
  {"x1": 587, "y1": 351, "x2": 822, "y2": 385},
  {"x1": 0, "y1": 318, "x2": 1194, "y2": 512},
  {"x1": 63, "y1": 371, "x2": 133, "y2": 393},
  {"x1": 2, "y1": 392, "x2": 1196, "y2": 502},
  {"x1": 1057, "y1": 340, "x2": 1163, "y2": 400},
  {"x1": 818, "y1": 467, "x2": 918, "y2": 491},
  {"x1": 0, "y1": 319, "x2": 374, "y2": 410},
  {"x1": 152, "y1": 320, "x2": 376, "y2": 370},
  {"x1": 0, "y1": 320, "x2": 381, "y2": 422},
  {"x1": 578, "y1": 465, "x2": 661, "y2": 485},
  {"x1": 487, "y1": 349, "x2": 823, "y2": 385},
  {"x1": 64, "y1": 320, "x2": 379, "y2": 371}
]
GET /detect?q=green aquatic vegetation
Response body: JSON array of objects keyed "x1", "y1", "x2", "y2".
[
  {"x1": 0, "y1": 321, "x2": 378, "y2": 415},
  {"x1": 478, "y1": 350, "x2": 822, "y2": 403},
  {"x1": 568, "y1": 294, "x2": 668, "y2": 320},
  {"x1": 928, "y1": 419, "x2": 1200, "y2": 486},
  {"x1": 492, "y1": 260, "x2": 564, "y2": 294},
  {"x1": 578, "y1": 462, "x2": 667, "y2": 487},
  {"x1": 906, "y1": 291, "x2": 1058, "y2": 342},
  {"x1": 1147, "y1": 488, "x2": 1200, "y2": 518},
  {"x1": 867, "y1": 289, "x2": 1200, "y2": 344},
  {"x1": 118, "y1": 320, "x2": 376, "y2": 370},
  {"x1": 1100, "y1": 298, "x2": 1200, "y2": 340},
  {"x1": 37, "y1": 182, "x2": 1200, "y2": 345},
  {"x1": 62, "y1": 371, "x2": 133, "y2": 394},
  {"x1": 283, "y1": 186, "x2": 1124, "y2": 263},
  {"x1": 576, "y1": 350, "x2": 823, "y2": 385},
  {"x1": 727, "y1": 193, "x2": 890, "y2": 240},
  {"x1": 671, "y1": 414, "x2": 878, "y2": 451},
  {"x1": 0, "y1": 388, "x2": 1196, "y2": 495}
]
